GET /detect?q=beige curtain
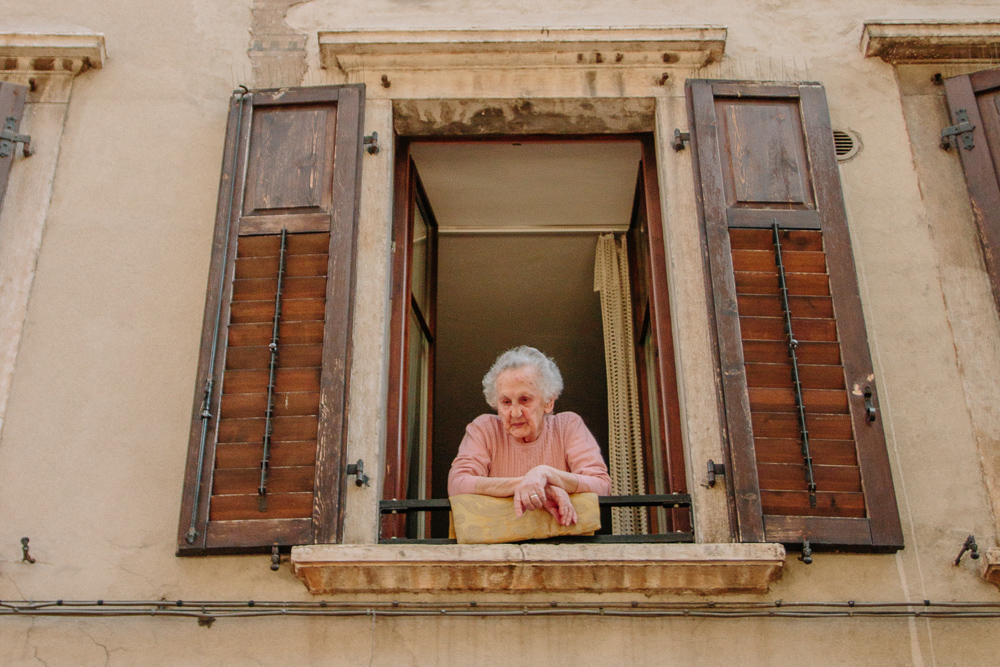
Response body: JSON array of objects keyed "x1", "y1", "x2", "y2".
[{"x1": 594, "y1": 234, "x2": 647, "y2": 535}]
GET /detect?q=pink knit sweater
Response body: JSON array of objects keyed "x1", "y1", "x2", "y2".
[{"x1": 447, "y1": 412, "x2": 612, "y2": 496}]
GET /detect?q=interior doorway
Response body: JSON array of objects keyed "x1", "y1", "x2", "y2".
[{"x1": 384, "y1": 137, "x2": 685, "y2": 539}]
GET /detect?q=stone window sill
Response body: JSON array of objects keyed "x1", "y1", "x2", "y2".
[{"x1": 290, "y1": 542, "x2": 785, "y2": 595}]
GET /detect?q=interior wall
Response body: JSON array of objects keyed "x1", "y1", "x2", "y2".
[{"x1": 432, "y1": 233, "x2": 610, "y2": 534}]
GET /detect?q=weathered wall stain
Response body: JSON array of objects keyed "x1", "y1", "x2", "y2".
[{"x1": 249, "y1": 0, "x2": 307, "y2": 87}]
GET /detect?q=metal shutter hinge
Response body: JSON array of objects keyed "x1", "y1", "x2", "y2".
[
  {"x1": 941, "y1": 110, "x2": 975, "y2": 151},
  {"x1": 346, "y1": 459, "x2": 370, "y2": 487},
  {"x1": 863, "y1": 385, "x2": 877, "y2": 423},
  {"x1": 672, "y1": 129, "x2": 690, "y2": 151},
  {"x1": 798, "y1": 540, "x2": 813, "y2": 565},
  {"x1": 363, "y1": 131, "x2": 380, "y2": 155},
  {"x1": 0, "y1": 116, "x2": 31, "y2": 158},
  {"x1": 705, "y1": 459, "x2": 726, "y2": 487}
]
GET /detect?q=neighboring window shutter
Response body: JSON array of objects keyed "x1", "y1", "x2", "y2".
[
  {"x1": 943, "y1": 68, "x2": 1000, "y2": 314},
  {"x1": 688, "y1": 80, "x2": 903, "y2": 550},
  {"x1": 0, "y1": 81, "x2": 29, "y2": 209},
  {"x1": 178, "y1": 85, "x2": 365, "y2": 555}
]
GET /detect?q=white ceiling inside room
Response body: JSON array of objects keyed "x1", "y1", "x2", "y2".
[{"x1": 409, "y1": 141, "x2": 642, "y2": 233}]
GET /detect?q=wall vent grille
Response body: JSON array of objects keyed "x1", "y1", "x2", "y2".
[{"x1": 833, "y1": 129, "x2": 861, "y2": 161}]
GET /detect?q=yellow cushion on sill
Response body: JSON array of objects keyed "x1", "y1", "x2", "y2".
[{"x1": 449, "y1": 493, "x2": 601, "y2": 544}]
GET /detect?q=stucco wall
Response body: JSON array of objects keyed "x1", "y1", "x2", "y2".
[{"x1": 1, "y1": 1, "x2": 1000, "y2": 665}]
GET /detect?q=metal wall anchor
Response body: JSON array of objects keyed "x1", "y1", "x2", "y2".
[
  {"x1": 346, "y1": 459, "x2": 370, "y2": 487},
  {"x1": 0, "y1": 116, "x2": 31, "y2": 158},
  {"x1": 799, "y1": 539, "x2": 813, "y2": 565},
  {"x1": 21, "y1": 537, "x2": 35, "y2": 564},
  {"x1": 672, "y1": 129, "x2": 690, "y2": 151},
  {"x1": 705, "y1": 459, "x2": 726, "y2": 488},
  {"x1": 363, "y1": 131, "x2": 380, "y2": 155},
  {"x1": 955, "y1": 534, "x2": 979, "y2": 565},
  {"x1": 941, "y1": 110, "x2": 975, "y2": 150}
]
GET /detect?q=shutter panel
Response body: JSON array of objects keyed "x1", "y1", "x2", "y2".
[
  {"x1": 688, "y1": 80, "x2": 903, "y2": 550},
  {"x1": 178, "y1": 85, "x2": 365, "y2": 554},
  {"x1": 943, "y1": 67, "x2": 1000, "y2": 314},
  {"x1": 0, "y1": 81, "x2": 29, "y2": 209}
]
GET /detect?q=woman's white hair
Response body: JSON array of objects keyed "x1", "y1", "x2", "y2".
[{"x1": 482, "y1": 346, "x2": 564, "y2": 409}]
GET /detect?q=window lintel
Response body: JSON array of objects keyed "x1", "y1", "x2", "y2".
[
  {"x1": 862, "y1": 20, "x2": 1000, "y2": 63},
  {"x1": 319, "y1": 27, "x2": 727, "y2": 74}
]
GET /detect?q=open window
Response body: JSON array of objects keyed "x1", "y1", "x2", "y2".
[{"x1": 382, "y1": 135, "x2": 690, "y2": 542}]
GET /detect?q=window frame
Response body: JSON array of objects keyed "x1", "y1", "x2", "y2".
[{"x1": 380, "y1": 132, "x2": 690, "y2": 542}]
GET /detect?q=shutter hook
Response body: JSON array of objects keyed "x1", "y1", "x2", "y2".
[
  {"x1": 21, "y1": 537, "x2": 35, "y2": 564},
  {"x1": 954, "y1": 534, "x2": 979, "y2": 565}
]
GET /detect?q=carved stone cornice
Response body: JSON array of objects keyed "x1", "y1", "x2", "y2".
[
  {"x1": 862, "y1": 21, "x2": 1000, "y2": 63},
  {"x1": 0, "y1": 32, "x2": 106, "y2": 75},
  {"x1": 319, "y1": 27, "x2": 727, "y2": 74}
]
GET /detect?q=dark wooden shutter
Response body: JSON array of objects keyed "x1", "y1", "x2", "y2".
[
  {"x1": 177, "y1": 85, "x2": 365, "y2": 555},
  {"x1": 688, "y1": 80, "x2": 903, "y2": 550},
  {"x1": 0, "y1": 82, "x2": 29, "y2": 209},
  {"x1": 943, "y1": 67, "x2": 1000, "y2": 314}
]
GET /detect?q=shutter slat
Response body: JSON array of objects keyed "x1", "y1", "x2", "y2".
[
  {"x1": 227, "y1": 321, "x2": 325, "y2": 347},
  {"x1": 757, "y1": 462, "x2": 862, "y2": 492},
  {"x1": 225, "y1": 344, "x2": 323, "y2": 370},
  {"x1": 745, "y1": 363, "x2": 845, "y2": 389},
  {"x1": 222, "y1": 368, "x2": 321, "y2": 394},
  {"x1": 212, "y1": 466, "x2": 316, "y2": 494},
  {"x1": 734, "y1": 271, "x2": 830, "y2": 295},
  {"x1": 229, "y1": 298, "x2": 326, "y2": 324},
  {"x1": 737, "y1": 294, "x2": 834, "y2": 318},
  {"x1": 209, "y1": 493, "x2": 314, "y2": 521},
  {"x1": 220, "y1": 392, "x2": 320, "y2": 418},
  {"x1": 216, "y1": 441, "x2": 318, "y2": 468},
  {"x1": 233, "y1": 276, "x2": 328, "y2": 300},
  {"x1": 754, "y1": 438, "x2": 859, "y2": 466}
]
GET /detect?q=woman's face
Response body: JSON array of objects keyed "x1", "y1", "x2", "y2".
[{"x1": 495, "y1": 367, "x2": 554, "y2": 444}]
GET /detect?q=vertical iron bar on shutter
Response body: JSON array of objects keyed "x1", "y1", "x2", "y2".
[
  {"x1": 258, "y1": 227, "x2": 288, "y2": 511},
  {"x1": 186, "y1": 87, "x2": 251, "y2": 544},
  {"x1": 772, "y1": 221, "x2": 817, "y2": 508}
]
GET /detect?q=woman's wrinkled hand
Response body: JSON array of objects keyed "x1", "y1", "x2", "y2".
[
  {"x1": 512, "y1": 466, "x2": 551, "y2": 517},
  {"x1": 542, "y1": 485, "x2": 578, "y2": 526}
]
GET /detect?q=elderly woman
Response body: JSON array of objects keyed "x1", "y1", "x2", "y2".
[{"x1": 448, "y1": 346, "x2": 611, "y2": 526}]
